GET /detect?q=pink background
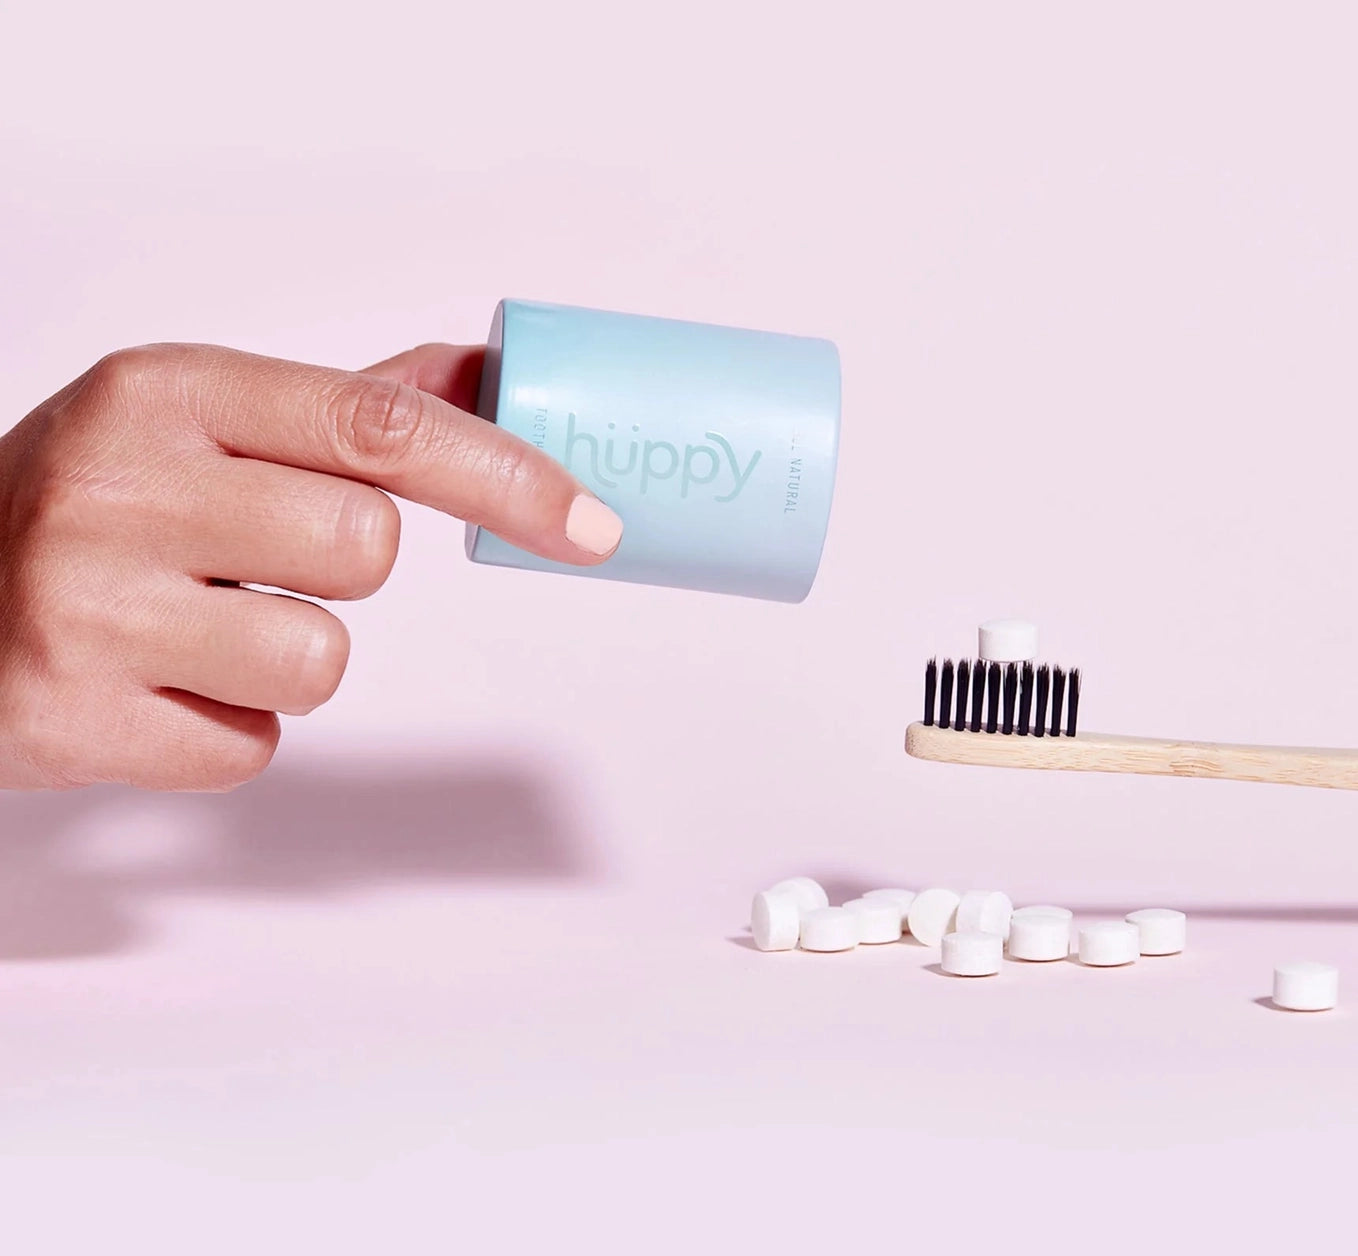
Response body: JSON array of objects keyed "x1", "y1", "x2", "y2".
[{"x1": 3, "y1": 3, "x2": 1357, "y2": 1250}]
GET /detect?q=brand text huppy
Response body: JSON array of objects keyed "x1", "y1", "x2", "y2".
[{"x1": 564, "y1": 414, "x2": 761, "y2": 501}]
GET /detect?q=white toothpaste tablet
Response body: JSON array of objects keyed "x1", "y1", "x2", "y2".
[
  {"x1": 799, "y1": 907, "x2": 860, "y2": 953},
  {"x1": 1125, "y1": 908, "x2": 1187, "y2": 956},
  {"x1": 955, "y1": 890, "x2": 1014, "y2": 940},
  {"x1": 767, "y1": 877, "x2": 829, "y2": 915},
  {"x1": 1272, "y1": 961, "x2": 1339, "y2": 1011},
  {"x1": 750, "y1": 889, "x2": 802, "y2": 951},
  {"x1": 978, "y1": 619, "x2": 1039, "y2": 663},
  {"x1": 862, "y1": 888, "x2": 916, "y2": 921},
  {"x1": 941, "y1": 930, "x2": 1003, "y2": 977},
  {"x1": 841, "y1": 897, "x2": 904, "y2": 944},
  {"x1": 1007, "y1": 912, "x2": 1071, "y2": 961},
  {"x1": 1078, "y1": 921, "x2": 1140, "y2": 967},
  {"x1": 906, "y1": 888, "x2": 962, "y2": 947},
  {"x1": 1012, "y1": 905, "x2": 1074, "y2": 923}
]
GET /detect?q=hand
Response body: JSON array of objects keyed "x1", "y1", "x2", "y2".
[{"x1": 0, "y1": 343, "x2": 623, "y2": 791}]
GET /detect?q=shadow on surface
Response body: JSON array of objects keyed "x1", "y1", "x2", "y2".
[
  {"x1": 0, "y1": 758, "x2": 599, "y2": 962},
  {"x1": 806, "y1": 869, "x2": 1358, "y2": 926},
  {"x1": 1251, "y1": 996, "x2": 1340, "y2": 1014},
  {"x1": 1065, "y1": 904, "x2": 1358, "y2": 923}
]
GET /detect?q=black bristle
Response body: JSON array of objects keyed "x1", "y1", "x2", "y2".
[
  {"x1": 1034, "y1": 665, "x2": 1050, "y2": 738},
  {"x1": 1001, "y1": 663, "x2": 1018, "y2": 735},
  {"x1": 955, "y1": 660, "x2": 971, "y2": 732},
  {"x1": 939, "y1": 660, "x2": 955, "y2": 730},
  {"x1": 1050, "y1": 666, "x2": 1066, "y2": 737},
  {"x1": 1017, "y1": 661, "x2": 1034, "y2": 735},
  {"x1": 985, "y1": 662, "x2": 1001, "y2": 734},
  {"x1": 1066, "y1": 668, "x2": 1081, "y2": 737},
  {"x1": 924, "y1": 658, "x2": 937, "y2": 726},
  {"x1": 969, "y1": 660, "x2": 985, "y2": 732}
]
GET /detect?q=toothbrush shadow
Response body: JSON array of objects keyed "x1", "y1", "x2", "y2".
[
  {"x1": 1066, "y1": 904, "x2": 1358, "y2": 924},
  {"x1": 807, "y1": 871, "x2": 1358, "y2": 926}
]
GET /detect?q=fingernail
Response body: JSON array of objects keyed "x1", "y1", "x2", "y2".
[{"x1": 565, "y1": 494, "x2": 623, "y2": 556}]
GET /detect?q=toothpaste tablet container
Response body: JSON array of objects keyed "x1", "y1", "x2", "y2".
[{"x1": 466, "y1": 300, "x2": 841, "y2": 601}]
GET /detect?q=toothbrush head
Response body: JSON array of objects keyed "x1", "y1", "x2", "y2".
[{"x1": 923, "y1": 658, "x2": 1081, "y2": 737}]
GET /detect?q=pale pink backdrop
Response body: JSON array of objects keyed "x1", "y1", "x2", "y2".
[{"x1": 2, "y1": 3, "x2": 1357, "y2": 1250}]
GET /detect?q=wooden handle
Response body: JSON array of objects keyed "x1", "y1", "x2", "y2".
[{"x1": 904, "y1": 723, "x2": 1358, "y2": 790}]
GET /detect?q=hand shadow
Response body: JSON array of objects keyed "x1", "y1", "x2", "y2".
[{"x1": 0, "y1": 756, "x2": 600, "y2": 963}]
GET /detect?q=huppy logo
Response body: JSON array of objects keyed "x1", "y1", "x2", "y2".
[{"x1": 563, "y1": 413, "x2": 761, "y2": 502}]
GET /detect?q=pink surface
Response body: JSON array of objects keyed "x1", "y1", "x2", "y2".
[{"x1": 3, "y1": 4, "x2": 1358, "y2": 1250}]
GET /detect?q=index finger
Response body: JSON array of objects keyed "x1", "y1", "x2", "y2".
[{"x1": 186, "y1": 344, "x2": 623, "y2": 565}]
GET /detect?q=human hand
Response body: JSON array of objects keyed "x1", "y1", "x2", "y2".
[{"x1": 0, "y1": 343, "x2": 622, "y2": 791}]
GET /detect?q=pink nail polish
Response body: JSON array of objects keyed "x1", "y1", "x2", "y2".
[
  {"x1": 466, "y1": 300, "x2": 839, "y2": 601},
  {"x1": 565, "y1": 494, "x2": 623, "y2": 556}
]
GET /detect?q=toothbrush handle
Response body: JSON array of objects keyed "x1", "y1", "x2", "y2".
[{"x1": 904, "y1": 722, "x2": 1358, "y2": 791}]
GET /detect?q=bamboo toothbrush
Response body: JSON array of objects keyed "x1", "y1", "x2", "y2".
[{"x1": 905, "y1": 658, "x2": 1358, "y2": 791}]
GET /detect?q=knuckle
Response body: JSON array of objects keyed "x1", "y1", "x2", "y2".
[
  {"x1": 3, "y1": 558, "x2": 77, "y2": 656},
  {"x1": 475, "y1": 431, "x2": 536, "y2": 503},
  {"x1": 6, "y1": 432, "x2": 145, "y2": 552},
  {"x1": 0, "y1": 677, "x2": 60, "y2": 776},
  {"x1": 82, "y1": 344, "x2": 180, "y2": 402},
  {"x1": 0, "y1": 675, "x2": 90, "y2": 789},
  {"x1": 24, "y1": 462, "x2": 124, "y2": 540},
  {"x1": 3, "y1": 509, "x2": 148, "y2": 660},
  {"x1": 30, "y1": 470, "x2": 89, "y2": 532},
  {"x1": 12, "y1": 353, "x2": 199, "y2": 538},
  {"x1": 328, "y1": 375, "x2": 427, "y2": 473}
]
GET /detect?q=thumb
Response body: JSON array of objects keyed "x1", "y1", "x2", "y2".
[{"x1": 361, "y1": 343, "x2": 485, "y2": 412}]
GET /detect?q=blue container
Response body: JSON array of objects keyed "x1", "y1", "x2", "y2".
[{"x1": 465, "y1": 300, "x2": 841, "y2": 602}]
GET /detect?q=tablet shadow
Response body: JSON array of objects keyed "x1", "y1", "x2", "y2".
[{"x1": 0, "y1": 758, "x2": 599, "y2": 962}]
